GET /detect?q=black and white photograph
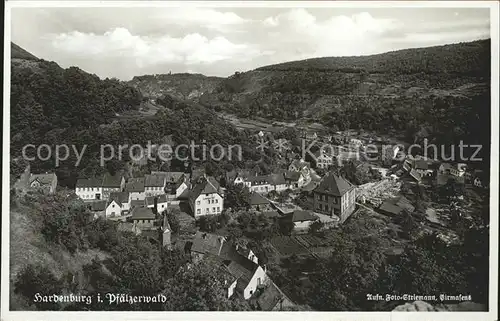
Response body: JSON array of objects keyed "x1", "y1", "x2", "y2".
[{"x1": 2, "y1": 1, "x2": 498, "y2": 321}]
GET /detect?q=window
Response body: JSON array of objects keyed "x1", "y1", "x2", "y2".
[
  {"x1": 206, "y1": 208, "x2": 209, "y2": 213},
  {"x1": 216, "y1": 199, "x2": 218, "y2": 203},
  {"x1": 197, "y1": 209, "x2": 201, "y2": 214},
  {"x1": 325, "y1": 205, "x2": 329, "y2": 211},
  {"x1": 318, "y1": 204, "x2": 322, "y2": 211},
  {"x1": 197, "y1": 201, "x2": 200, "y2": 205},
  {"x1": 217, "y1": 207, "x2": 220, "y2": 212},
  {"x1": 212, "y1": 207, "x2": 216, "y2": 212}
]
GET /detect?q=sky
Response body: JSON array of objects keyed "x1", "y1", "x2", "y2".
[{"x1": 11, "y1": 6, "x2": 491, "y2": 80}]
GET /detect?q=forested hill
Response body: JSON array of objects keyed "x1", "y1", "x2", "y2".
[
  {"x1": 197, "y1": 39, "x2": 490, "y2": 159},
  {"x1": 11, "y1": 42, "x2": 39, "y2": 61},
  {"x1": 128, "y1": 73, "x2": 222, "y2": 101},
  {"x1": 257, "y1": 39, "x2": 490, "y2": 75}
]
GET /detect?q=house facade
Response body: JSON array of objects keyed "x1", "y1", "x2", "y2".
[
  {"x1": 102, "y1": 173, "x2": 125, "y2": 200},
  {"x1": 105, "y1": 199, "x2": 122, "y2": 218},
  {"x1": 125, "y1": 177, "x2": 146, "y2": 200},
  {"x1": 189, "y1": 176, "x2": 224, "y2": 217},
  {"x1": 313, "y1": 173, "x2": 356, "y2": 223},
  {"x1": 144, "y1": 174, "x2": 166, "y2": 197},
  {"x1": 76, "y1": 177, "x2": 104, "y2": 201},
  {"x1": 29, "y1": 173, "x2": 58, "y2": 194},
  {"x1": 109, "y1": 191, "x2": 131, "y2": 214}
]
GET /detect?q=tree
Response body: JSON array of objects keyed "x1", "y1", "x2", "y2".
[
  {"x1": 308, "y1": 220, "x2": 324, "y2": 235},
  {"x1": 162, "y1": 260, "x2": 249, "y2": 311},
  {"x1": 166, "y1": 209, "x2": 181, "y2": 234},
  {"x1": 225, "y1": 183, "x2": 251, "y2": 209},
  {"x1": 14, "y1": 264, "x2": 64, "y2": 310}
]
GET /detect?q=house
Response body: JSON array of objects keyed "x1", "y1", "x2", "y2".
[
  {"x1": 189, "y1": 231, "x2": 227, "y2": 262},
  {"x1": 101, "y1": 173, "x2": 125, "y2": 200},
  {"x1": 75, "y1": 177, "x2": 104, "y2": 201},
  {"x1": 144, "y1": 174, "x2": 166, "y2": 197},
  {"x1": 247, "y1": 175, "x2": 273, "y2": 194},
  {"x1": 89, "y1": 200, "x2": 107, "y2": 218},
  {"x1": 235, "y1": 244, "x2": 259, "y2": 264},
  {"x1": 189, "y1": 232, "x2": 271, "y2": 300},
  {"x1": 156, "y1": 194, "x2": 168, "y2": 213},
  {"x1": 109, "y1": 191, "x2": 131, "y2": 214},
  {"x1": 283, "y1": 171, "x2": 305, "y2": 189},
  {"x1": 125, "y1": 177, "x2": 146, "y2": 200},
  {"x1": 249, "y1": 192, "x2": 273, "y2": 212},
  {"x1": 288, "y1": 159, "x2": 311, "y2": 181},
  {"x1": 312, "y1": 148, "x2": 335, "y2": 169},
  {"x1": 145, "y1": 196, "x2": 156, "y2": 209},
  {"x1": 233, "y1": 171, "x2": 252, "y2": 188},
  {"x1": 378, "y1": 196, "x2": 415, "y2": 216},
  {"x1": 437, "y1": 163, "x2": 466, "y2": 186},
  {"x1": 130, "y1": 206, "x2": 157, "y2": 232},
  {"x1": 131, "y1": 199, "x2": 145, "y2": 209},
  {"x1": 105, "y1": 199, "x2": 122, "y2": 218},
  {"x1": 29, "y1": 172, "x2": 58, "y2": 194},
  {"x1": 189, "y1": 175, "x2": 224, "y2": 217},
  {"x1": 290, "y1": 210, "x2": 318, "y2": 230},
  {"x1": 256, "y1": 281, "x2": 296, "y2": 311},
  {"x1": 349, "y1": 138, "x2": 363, "y2": 149},
  {"x1": 312, "y1": 173, "x2": 356, "y2": 223}
]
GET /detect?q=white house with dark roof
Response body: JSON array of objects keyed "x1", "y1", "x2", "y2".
[
  {"x1": 125, "y1": 177, "x2": 146, "y2": 200},
  {"x1": 144, "y1": 174, "x2": 166, "y2": 197},
  {"x1": 312, "y1": 173, "x2": 356, "y2": 223},
  {"x1": 76, "y1": 177, "x2": 104, "y2": 201},
  {"x1": 189, "y1": 175, "x2": 224, "y2": 217},
  {"x1": 109, "y1": 191, "x2": 131, "y2": 214},
  {"x1": 157, "y1": 194, "x2": 168, "y2": 213},
  {"x1": 288, "y1": 159, "x2": 311, "y2": 181},
  {"x1": 102, "y1": 173, "x2": 125, "y2": 200},
  {"x1": 29, "y1": 172, "x2": 58, "y2": 194},
  {"x1": 105, "y1": 199, "x2": 122, "y2": 218}
]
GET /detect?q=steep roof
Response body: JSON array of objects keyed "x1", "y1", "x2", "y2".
[
  {"x1": 131, "y1": 206, "x2": 156, "y2": 220},
  {"x1": 157, "y1": 194, "x2": 168, "y2": 203},
  {"x1": 89, "y1": 200, "x2": 107, "y2": 212},
  {"x1": 378, "y1": 201, "x2": 404, "y2": 216},
  {"x1": 313, "y1": 173, "x2": 355, "y2": 196},
  {"x1": 257, "y1": 281, "x2": 295, "y2": 311},
  {"x1": 76, "y1": 177, "x2": 103, "y2": 188},
  {"x1": 30, "y1": 173, "x2": 57, "y2": 185},
  {"x1": 247, "y1": 175, "x2": 272, "y2": 186},
  {"x1": 191, "y1": 232, "x2": 226, "y2": 256},
  {"x1": 125, "y1": 177, "x2": 145, "y2": 192},
  {"x1": 145, "y1": 196, "x2": 156, "y2": 207},
  {"x1": 102, "y1": 173, "x2": 123, "y2": 188},
  {"x1": 109, "y1": 191, "x2": 130, "y2": 204},
  {"x1": 413, "y1": 160, "x2": 429, "y2": 170},
  {"x1": 144, "y1": 174, "x2": 165, "y2": 187},
  {"x1": 249, "y1": 192, "x2": 271, "y2": 206},
  {"x1": 291, "y1": 210, "x2": 317, "y2": 222},
  {"x1": 262, "y1": 211, "x2": 281, "y2": 218},
  {"x1": 131, "y1": 199, "x2": 145, "y2": 208},
  {"x1": 189, "y1": 176, "x2": 221, "y2": 201},
  {"x1": 152, "y1": 171, "x2": 184, "y2": 183}
]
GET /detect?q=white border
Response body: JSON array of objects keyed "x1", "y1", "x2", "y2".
[{"x1": 2, "y1": 2, "x2": 499, "y2": 321}]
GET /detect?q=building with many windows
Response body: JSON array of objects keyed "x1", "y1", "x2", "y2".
[{"x1": 312, "y1": 173, "x2": 356, "y2": 223}]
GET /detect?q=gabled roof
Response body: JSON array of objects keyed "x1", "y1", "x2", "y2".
[
  {"x1": 131, "y1": 206, "x2": 156, "y2": 220},
  {"x1": 76, "y1": 177, "x2": 103, "y2": 188},
  {"x1": 392, "y1": 196, "x2": 415, "y2": 213},
  {"x1": 413, "y1": 160, "x2": 428, "y2": 170},
  {"x1": 106, "y1": 199, "x2": 121, "y2": 209},
  {"x1": 144, "y1": 174, "x2": 165, "y2": 187},
  {"x1": 152, "y1": 171, "x2": 184, "y2": 183},
  {"x1": 109, "y1": 191, "x2": 130, "y2": 204},
  {"x1": 289, "y1": 159, "x2": 310, "y2": 170},
  {"x1": 189, "y1": 176, "x2": 221, "y2": 201},
  {"x1": 125, "y1": 177, "x2": 145, "y2": 192},
  {"x1": 89, "y1": 200, "x2": 107, "y2": 212},
  {"x1": 262, "y1": 211, "x2": 281, "y2": 218},
  {"x1": 29, "y1": 173, "x2": 57, "y2": 185},
  {"x1": 249, "y1": 192, "x2": 271, "y2": 206},
  {"x1": 102, "y1": 173, "x2": 123, "y2": 188},
  {"x1": 284, "y1": 170, "x2": 301, "y2": 181},
  {"x1": 291, "y1": 210, "x2": 317, "y2": 222},
  {"x1": 379, "y1": 201, "x2": 404, "y2": 216},
  {"x1": 157, "y1": 194, "x2": 168, "y2": 203},
  {"x1": 409, "y1": 169, "x2": 422, "y2": 181},
  {"x1": 269, "y1": 173, "x2": 286, "y2": 185},
  {"x1": 145, "y1": 196, "x2": 156, "y2": 207},
  {"x1": 313, "y1": 173, "x2": 355, "y2": 196},
  {"x1": 131, "y1": 199, "x2": 145, "y2": 208},
  {"x1": 257, "y1": 281, "x2": 294, "y2": 311},
  {"x1": 191, "y1": 232, "x2": 226, "y2": 256}
]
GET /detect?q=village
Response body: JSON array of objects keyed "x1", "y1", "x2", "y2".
[{"x1": 14, "y1": 126, "x2": 489, "y2": 311}]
